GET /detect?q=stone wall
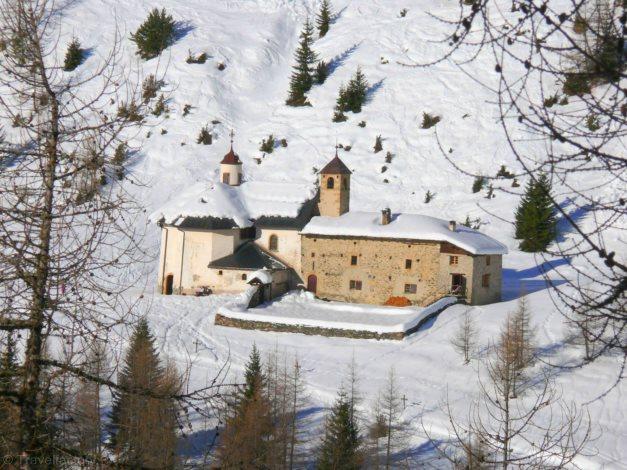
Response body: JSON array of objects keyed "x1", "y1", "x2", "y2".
[
  {"x1": 300, "y1": 235, "x2": 501, "y2": 306},
  {"x1": 214, "y1": 299, "x2": 457, "y2": 340},
  {"x1": 319, "y1": 174, "x2": 350, "y2": 217}
]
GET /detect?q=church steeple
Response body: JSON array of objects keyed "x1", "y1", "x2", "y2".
[
  {"x1": 318, "y1": 150, "x2": 351, "y2": 217},
  {"x1": 220, "y1": 131, "x2": 243, "y2": 186}
]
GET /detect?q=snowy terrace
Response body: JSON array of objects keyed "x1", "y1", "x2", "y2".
[{"x1": 215, "y1": 291, "x2": 458, "y2": 340}]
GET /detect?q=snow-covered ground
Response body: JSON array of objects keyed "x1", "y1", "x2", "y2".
[
  {"x1": 218, "y1": 291, "x2": 458, "y2": 334},
  {"x1": 136, "y1": 286, "x2": 625, "y2": 468},
  {"x1": 6, "y1": 0, "x2": 624, "y2": 466}
]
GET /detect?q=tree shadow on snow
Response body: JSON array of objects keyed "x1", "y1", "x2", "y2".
[
  {"x1": 555, "y1": 199, "x2": 591, "y2": 243},
  {"x1": 502, "y1": 258, "x2": 569, "y2": 301},
  {"x1": 327, "y1": 43, "x2": 360, "y2": 74},
  {"x1": 174, "y1": 21, "x2": 195, "y2": 42},
  {"x1": 366, "y1": 79, "x2": 385, "y2": 101}
]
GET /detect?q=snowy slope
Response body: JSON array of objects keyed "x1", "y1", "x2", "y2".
[{"x1": 33, "y1": 0, "x2": 627, "y2": 466}]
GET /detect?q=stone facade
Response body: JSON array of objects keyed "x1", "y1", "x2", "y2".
[
  {"x1": 319, "y1": 173, "x2": 350, "y2": 217},
  {"x1": 300, "y1": 235, "x2": 502, "y2": 305}
]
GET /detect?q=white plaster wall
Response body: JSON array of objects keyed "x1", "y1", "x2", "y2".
[
  {"x1": 256, "y1": 228, "x2": 302, "y2": 274},
  {"x1": 220, "y1": 163, "x2": 242, "y2": 185}
]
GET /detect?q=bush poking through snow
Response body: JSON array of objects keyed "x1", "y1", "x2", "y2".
[
  {"x1": 373, "y1": 135, "x2": 383, "y2": 153},
  {"x1": 421, "y1": 112, "x2": 441, "y2": 129},
  {"x1": 280, "y1": 138, "x2": 288, "y2": 148},
  {"x1": 424, "y1": 190, "x2": 435, "y2": 203},
  {"x1": 259, "y1": 135, "x2": 275, "y2": 153},
  {"x1": 152, "y1": 94, "x2": 168, "y2": 117},
  {"x1": 358, "y1": 121, "x2": 366, "y2": 128},
  {"x1": 472, "y1": 175, "x2": 485, "y2": 193},
  {"x1": 399, "y1": 8, "x2": 408, "y2": 17},
  {"x1": 385, "y1": 151, "x2": 393, "y2": 163},
  {"x1": 586, "y1": 114, "x2": 600, "y2": 131},
  {"x1": 63, "y1": 38, "x2": 83, "y2": 71},
  {"x1": 462, "y1": 215, "x2": 482, "y2": 230},
  {"x1": 496, "y1": 165, "x2": 515, "y2": 179},
  {"x1": 112, "y1": 142, "x2": 127, "y2": 180},
  {"x1": 117, "y1": 102, "x2": 142, "y2": 122},
  {"x1": 543, "y1": 94, "x2": 559, "y2": 108},
  {"x1": 131, "y1": 8, "x2": 176, "y2": 60},
  {"x1": 186, "y1": 51, "x2": 208, "y2": 64},
  {"x1": 182, "y1": 104, "x2": 192, "y2": 116},
  {"x1": 142, "y1": 74, "x2": 162, "y2": 103},
  {"x1": 197, "y1": 126, "x2": 212, "y2": 145}
]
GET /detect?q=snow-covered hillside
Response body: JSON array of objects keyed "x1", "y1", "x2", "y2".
[{"x1": 45, "y1": 0, "x2": 625, "y2": 466}]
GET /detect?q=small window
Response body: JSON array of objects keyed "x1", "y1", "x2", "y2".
[
  {"x1": 326, "y1": 177, "x2": 334, "y2": 189},
  {"x1": 449, "y1": 256, "x2": 459, "y2": 266},
  {"x1": 482, "y1": 274, "x2": 490, "y2": 288},
  {"x1": 404, "y1": 284, "x2": 417, "y2": 294},
  {"x1": 343, "y1": 177, "x2": 348, "y2": 189},
  {"x1": 486, "y1": 255, "x2": 491, "y2": 266},
  {"x1": 311, "y1": 252, "x2": 315, "y2": 257},
  {"x1": 241, "y1": 273, "x2": 247, "y2": 281},
  {"x1": 351, "y1": 255, "x2": 358, "y2": 266},
  {"x1": 218, "y1": 270, "x2": 223, "y2": 276},
  {"x1": 349, "y1": 280, "x2": 362, "y2": 290},
  {"x1": 405, "y1": 259, "x2": 412, "y2": 269},
  {"x1": 269, "y1": 234, "x2": 279, "y2": 251},
  {"x1": 222, "y1": 172, "x2": 230, "y2": 184}
]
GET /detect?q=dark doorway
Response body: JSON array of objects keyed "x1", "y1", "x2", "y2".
[
  {"x1": 307, "y1": 275, "x2": 317, "y2": 294},
  {"x1": 451, "y1": 274, "x2": 466, "y2": 297},
  {"x1": 164, "y1": 274, "x2": 174, "y2": 295}
]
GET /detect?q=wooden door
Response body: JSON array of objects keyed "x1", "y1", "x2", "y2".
[
  {"x1": 451, "y1": 274, "x2": 466, "y2": 297},
  {"x1": 307, "y1": 275, "x2": 317, "y2": 294},
  {"x1": 164, "y1": 274, "x2": 174, "y2": 295}
]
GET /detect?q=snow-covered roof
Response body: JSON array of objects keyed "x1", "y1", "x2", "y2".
[
  {"x1": 151, "y1": 180, "x2": 316, "y2": 228},
  {"x1": 248, "y1": 269, "x2": 273, "y2": 285},
  {"x1": 301, "y1": 212, "x2": 508, "y2": 255}
]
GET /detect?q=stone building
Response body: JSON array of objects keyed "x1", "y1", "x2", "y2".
[{"x1": 154, "y1": 146, "x2": 507, "y2": 306}]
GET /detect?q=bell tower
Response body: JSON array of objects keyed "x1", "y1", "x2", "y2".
[
  {"x1": 220, "y1": 131, "x2": 243, "y2": 186},
  {"x1": 319, "y1": 151, "x2": 351, "y2": 217}
]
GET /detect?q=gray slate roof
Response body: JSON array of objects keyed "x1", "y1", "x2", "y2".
[{"x1": 208, "y1": 242, "x2": 286, "y2": 270}]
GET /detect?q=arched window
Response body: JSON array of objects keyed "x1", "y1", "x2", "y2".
[
  {"x1": 269, "y1": 234, "x2": 279, "y2": 251},
  {"x1": 326, "y1": 177, "x2": 334, "y2": 189},
  {"x1": 241, "y1": 273, "x2": 247, "y2": 281},
  {"x1": 343, "y1": 177, "x2": 348, "y2": 189}
]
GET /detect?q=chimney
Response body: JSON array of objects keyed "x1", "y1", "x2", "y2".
[
  {"x1": 449, "y1": 220, "x2": 457, "y2": 232},
  {"x1": 381, "y1": 208, "x2": 391, "y2": 225}
]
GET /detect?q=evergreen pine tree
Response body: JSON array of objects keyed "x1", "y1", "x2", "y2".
[
  {"x1": 0, "y1": 333, "x2": 20, "y2": 458},
  {"x1": 131, "y1": 8, "x2": 177, "y2": 60},
  {"x1": 218, "y1": 344, "x2": 273, "y2": 467},
  {"x1": 63, "y1": 38, "x2": 84, "y2": 71},
  {"x1": 315, "y1": 60, "x2": 328, "y2": 84},
  {"x1": 108, "y1": 319, "x2": 180, "y2": 468},
  {"x1": 346, "y1": 67, "x2": 368, "y2": 113},
  {"x1": 286, "y1": 19, "x2": 318, "y2": 106},
  {"x1": 316, "y1": 0, "x2": 332, "y2": 38},
  {"x1": 332, "y1": 84, "x2": 349, "y2": 122},
  {"x1": 317, "y1": 389, "x2": 363, "y2": 469},
  {"x1": 514, "y1": 173, "x2": 557, "y2": 252}
]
